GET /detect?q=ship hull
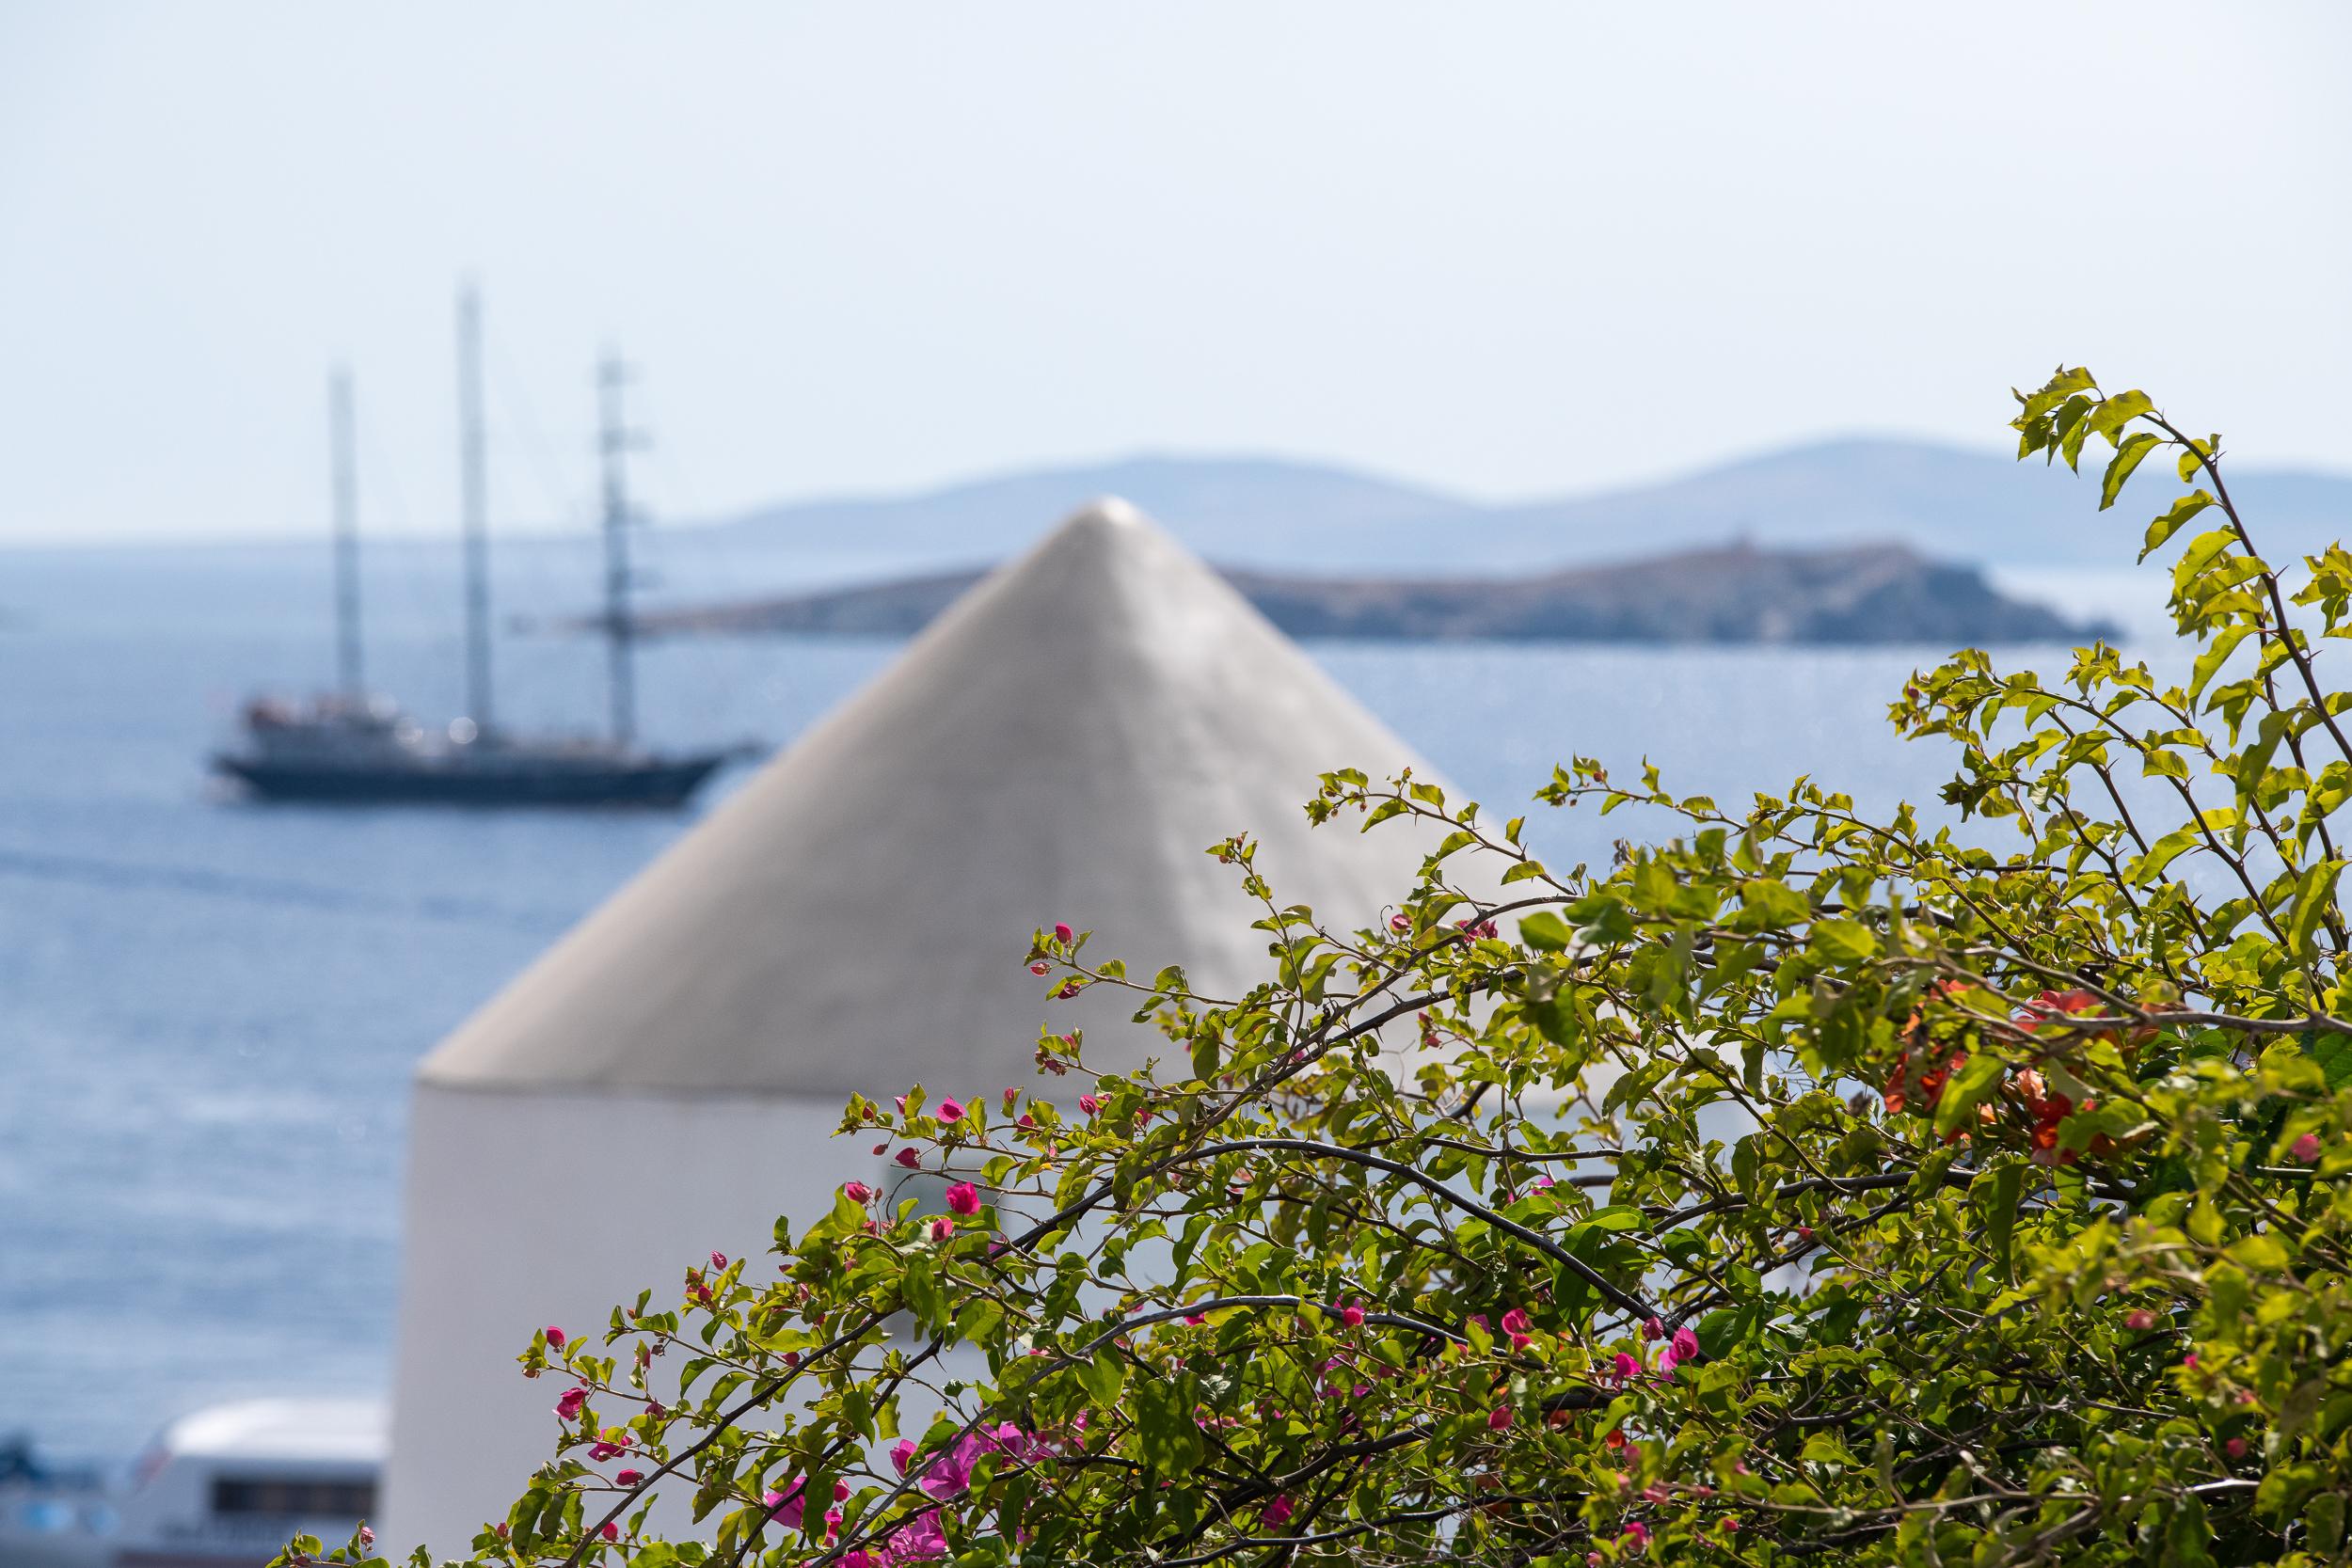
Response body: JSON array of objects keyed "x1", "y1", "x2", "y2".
[{"x1": 211, "y1": 753, "x2": 727, "y2": 809}]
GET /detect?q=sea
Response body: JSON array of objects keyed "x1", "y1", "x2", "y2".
[{"x1": 0, "y1": 531, "x2": 2166, "y2": 1465}]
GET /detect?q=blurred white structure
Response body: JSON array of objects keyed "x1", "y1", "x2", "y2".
[{"x1": 382, "y1": 499, "x2": 1462, "y2": 1552}]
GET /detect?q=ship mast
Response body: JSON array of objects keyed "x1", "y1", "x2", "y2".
[
  {"x1": 328, "y1": 367, "x2": 363, "y2": 701},
  {"x1": 596, "y1": 353, "x2": 642, "y2": 749},
  {"x1": 456, "y1": 284, "x2": 494, "y2": 735}
]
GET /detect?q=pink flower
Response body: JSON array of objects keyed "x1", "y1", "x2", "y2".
[
  {"x1": 945, "y1": 1181, "x2": 981, "y2": 1215},
  {"x1": 599, "y1": 1522, "x2": 619, "y2": 1543},
  {"x1": 1621, "y1": 1520, "x2": 1650, "y2": 1553},
  {"x1": 1003, "y1": 1087, "x2": 1020, "y2": 1110},
  {"x1": 614, "y1": 1468, "x2": 644, "y2": 1486},
  {"x1": 1640, "y1": 1317, "x2": 1662, "y2": 1341},
  {"x1": 358, "y1": 1527, "x2": 374, "y2": 1547},
  {"x1": 2126, "y1": 1308, "x2": 2156, "y2": 1330},
  {"x1": 1018, "y1": 1112, "x2": 1036, "y2": 1129},
  {"x1": 1054, "y1": 923, "x2": 1073, "y2": 944},
  {"x1": 841, "y1": 1554, "x2": 874, "y2": 1568},
  {"x1": 890, "y1": 1439, "x2": 917, "y2": 1476},
  {"x1": 590, "y1": 1440, "x2": 628, "y2": 1461},
  {"x1": 1501, "y1": 1307, "x2": 1532, "y2": 1350},
  {"x1": 1613, "y1": 1351, "x2": 1642, "y2": 1383},
  {"x1": 545, "y1": 1326, "x2": 567, "y2": 1348},
  {"x1": 2293, "y1": 1132, "x2": 2324, "y2": 1163},
  {"x1": 1029, "y1": 961, "x2": 1050, "y2": 975},
  {"x1": 886, "y1": 1510, "x2": 947, "y2": 1562},
  {"x1": 928, "y1": 1216, "x2": 954, "y2": 1242},
  {"x1": 843, "y1": 1181, "x2": 875, "y2": 1203},
  {"x1": 1390, "y1": 913, "x2": 1411, "y2": 933},
  {"x1": 1337, "y1": 1302, "x2": 1365, "y2": 1328},
  {"x1": 2226, "y1": 1436, "x2": 2249, "y2": 1458},
  {"x1": 1719, "y1": 1516, "x2": 1740, "y2": 1533},
  {"x1": 1262, "y1": 1495, "x2": 1295, "y2": 1527},
  {"x1": 1078, "y1": 1094, "x2": 1100, "y2": 1116},
  {"x1": 896, "y1": 1148, "x2": 921, "y2": 1168},
  {"x1": 555, "y1": 1387, "x2": 588, "y2": 1420},
  {"x1": 1487, "y1": 1405, "x2": 1513, "y2": 1430},
  {"x1": 920, "y1": 1433, "x2": 983, "y2": 1499},
  {"x1": 709, "y1": 1251, "x2": 727, "y2": 1271},
  {"x1": 765, "y1": 1481, "x2": 807, "y2": 1528},
  {"x1": 937, "y1": 1098, "x2": 964, "y2": 1123},
  {"x1": 1184, "y1": 1313, "x2": 1207, "y2": 1326}
]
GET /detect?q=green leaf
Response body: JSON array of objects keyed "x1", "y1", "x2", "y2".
[
  {"x1": 2284, "y1": 859, "x2": 2344, "y2": 959},
  {"x1": 2100, "y1": 431, "x2": 2160, "y2": 510},
  {"x1": 1079, "y1": 1347, "x2": 1125, "y2": 1407},
  {"x1": 2142, "y1": 490, "x2": 2216, "y2": 560},
  {"x1": 1518, "y1": 911, "x2": 1575, "y2": 952},
  {"x1": 1807, "y1": 918, "x2": 1876, "y2": 963},
  {"x1": 1976, "y1": 1163, "x2": 2026, "y2": 1282}
]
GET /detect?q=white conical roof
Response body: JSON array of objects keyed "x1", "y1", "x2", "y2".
[{"x1": 420, "y1": 499, "x2": 1455, "y2": 1099}]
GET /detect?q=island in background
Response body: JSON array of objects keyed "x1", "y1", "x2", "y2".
[{"x1": 611, "y1": 538, "x2": 2111, "y2": 646}]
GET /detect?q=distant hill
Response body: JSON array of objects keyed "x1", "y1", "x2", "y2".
[
  {"x1": 710, "y1": 438, "x2": 2351, "y2": 573},
  {"x1": 623, "y1": 540, "x2": 2109, "y2": 647}
]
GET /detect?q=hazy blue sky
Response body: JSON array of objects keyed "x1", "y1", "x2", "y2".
[{"x1": 3, "y1": 3, "x2": 2346, "y2": 544}]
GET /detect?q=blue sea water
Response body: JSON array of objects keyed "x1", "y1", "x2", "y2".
[{"x1": 0, "y1": 537, "x2": 2113, "y2": 1463}]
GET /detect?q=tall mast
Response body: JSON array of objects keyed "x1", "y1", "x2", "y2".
[
  {"x1": 596, "y1": 353, "x2": 641, "y2": 749},
  {"x1": 328, "y1": 367, "x2": 363, "y2": 700},
  {"x1": 456, "y1": 283, "x2": 494, "y2": 733}
]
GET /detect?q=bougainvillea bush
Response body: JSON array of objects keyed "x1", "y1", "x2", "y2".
[{"x1": 317, "y1": 372, "x2": 2352, "y2": 1568}]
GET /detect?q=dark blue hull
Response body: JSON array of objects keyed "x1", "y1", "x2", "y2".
[{"x1": 211, "y1": 752, "x2": 728, "y2": 809}]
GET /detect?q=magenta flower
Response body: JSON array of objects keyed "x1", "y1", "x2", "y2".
[
  {"x1": 928, "y1": 1216, "x2": 954, "y2": 1242},
  {"x1": 885, "y1": 1510, "x2": 946, "y2": 1562},
  {"x1": 1263, "y1": 1495, "x2": 1295, "y2": 1527},
  {"x1": 544, "y1": 1325, "x2": 567, "y2": 1348},
  {"x1": 1613, "y1": 1351, "x2": 1642, "y2": 1383},
  {"x1": 2293, "y1": 1132, "x2": 2324, "y2": 1163},
  {"x1": 890, "y1": 1439, "x2": 917, "y2": 1477},
  {"x1": 709, "y1": 1251, "x2": 727, "y2": 1271},
  {"x1": 1029, "y1": 961, "x2": 1050, "y2": 975},
  {"x1": 843, "y1": 1181, "x2": 875, "y2": 1203},
  {"x1": 1338, "y1": 1302, "x2": 1365, "y2": 1328},
  {"x1": 1487, "y1": 1405, "x2": 1513, "y2": 1430},
  {"x1": 1054, "y1": 923, "x2": 1074, "y2": 944},
  {"x1": 895, "y1": 1148, "x2": 921, "y2": 1168},
  {"x1": 945, "y1": 1181, "x2": 981, "y2": 1215},
  {"x1": 1640, "y1": 1316, "x2": 1662, "y2": 1341},
  {"x1": 590, "y1": 1440, "x2": 627, "y2": 1461},
  {"x1": 937, "y1": 1098, "x2": 964, "y2": 1123},
  {"x1": 2226, "y1": 1436, "x2": 2249, "y2": 1458},
  {"x1": 764, "y1": 1481, "x2": 807, "y2": 1528},
  {"x1": 1389, "y1": 913, "x2": 1411, "y2": 933},
  {"x1": 555, "y1": 1387, "x2": 587, "y2": 1421},
  {"x1": 920, "y1": 1433, "x2": 983, "y2": 1500},
  {"x1": 1003, "y1": 1087, "x2": 1020, "y2": 1110},
  {"x1": 1501, "y1": 1307, "x2": 1533, "y2": 1350},
  {"x1": 599, "y1": 1522, "x2": 619, "y2": 1543},
  {"x1": 614, "y1": 1467, "x2": 644, "y2": 1486},
  {"x1": 1621, "y1": 1520, "x2": 1650, "y2": 1553},
  {"x1": 1078, "y1": 1094, "x2": 1101, "y2": 1116}
]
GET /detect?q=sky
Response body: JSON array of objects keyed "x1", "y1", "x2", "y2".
[{"x1": 2, "y1": 3, "x2": 2347, "y2": 546}]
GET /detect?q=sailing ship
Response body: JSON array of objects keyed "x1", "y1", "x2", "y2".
[{"x1": 212, "y1": 288, "x2": 732, "y2": 808}]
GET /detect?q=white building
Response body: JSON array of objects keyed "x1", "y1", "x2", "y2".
[{"x1": 382, "y1": 499, "x2": 1465, "y2": 1552}]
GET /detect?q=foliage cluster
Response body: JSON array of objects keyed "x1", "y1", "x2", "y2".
[{"x1": 301, "y1": 371, "x2": 2352, "y2": 1567}]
